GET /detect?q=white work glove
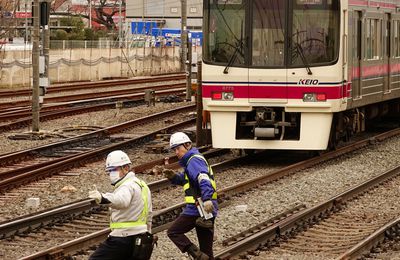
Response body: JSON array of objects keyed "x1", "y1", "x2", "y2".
[
  {"x1": 203, "y1": 200, "x2": 214, "y2": 214},
  {"x1": 88, "y1": 190, "x2": 102, "y2": 204}
]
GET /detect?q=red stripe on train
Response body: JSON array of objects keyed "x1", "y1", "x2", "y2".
[
  {"x1": 349, "y1": 0, "x2": 397, "y2": 8},
  {"x1": 352, "y1": 63, "x2": 400, "y2": 79},
  {"x1": 202, "y1": 84, "x2": 350, "y2": 100}
]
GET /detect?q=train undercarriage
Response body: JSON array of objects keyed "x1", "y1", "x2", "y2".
[{"x1": 230, "y1": 98, "x2": 400, "y2": 150}]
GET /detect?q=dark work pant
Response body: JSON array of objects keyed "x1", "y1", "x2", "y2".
[
  {"x1": 89, "y1": 236, "x2": 134, "y2": 260},
  {"x1": 167, "y1": 215, "x2": 215, "y2": 259},
  {"x1": 89, "y1": 233, "x2": 155, "y2": 260}
]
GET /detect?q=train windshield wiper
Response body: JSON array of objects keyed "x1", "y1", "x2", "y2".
[
  {"x1": 294, "y1": 42, "x2": 312, "y2": 75},
  {"x1": 223, "y1": 23, "x2": 245, "y2": 74},
  {"x1": 223, "y1": 40, "x2": 243, "y2": 74}
]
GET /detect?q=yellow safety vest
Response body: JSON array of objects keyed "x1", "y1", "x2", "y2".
[
  {"x1": 110, "y1": 178, "x2": 150, "y2": 229},
  {"x1": 183, "y1": 154, "x2": 217, "y2": 204}
]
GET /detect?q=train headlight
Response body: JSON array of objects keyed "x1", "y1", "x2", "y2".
[
  {"x1": 211, "y1": 91, "x2": 234, "y2": 101},
  {"x1": 303, "y1": 93, "x2": 326, "y2": 102},
  {"x1": 303, "y1": 93, "x2": 316, "y2": 102},
  {"x1": 222, "y1": 92, "x2": 234, "y2": 101}
]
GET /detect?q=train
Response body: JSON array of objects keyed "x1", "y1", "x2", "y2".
[{"x1": 201, "y1": 0, "x2": 400, "y2": 150}]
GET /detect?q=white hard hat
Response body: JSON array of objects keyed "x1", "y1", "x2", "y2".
[
  {"x1": 170, "y1": 132, "x2": 192, "y2": 149},
  {"x1": 105, "y1": 150, "x2": 132, "y2": 169}
]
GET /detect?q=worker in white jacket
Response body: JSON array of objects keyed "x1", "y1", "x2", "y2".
[{"x1": 88, "y1": 150, "x2": 154, "y2": 260}]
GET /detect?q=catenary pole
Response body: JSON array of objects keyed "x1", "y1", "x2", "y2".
[
  {"x1": 31, "y1": 0, "x2": 40, "y2": 132},
  {"x1": 119, "y1": 0, "x2": 123, "y2": 48},
  {"x1": 180, "y1": 0, "x2": 187, "y2": 71},
  {"x1": 43, "y1": 0, "x2": 50, "y2": 96},
  {"x1": 89, "y1": 0, "x2": 92, "y2": 28},
  {"x1": 180, "y1": 0, "x2": 191, "y2": 100}
]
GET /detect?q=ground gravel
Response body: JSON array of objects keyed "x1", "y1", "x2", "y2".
[
  {"x1": 1, "y1": 135, "x2": 399, "y2": 259},
  {"x1": 1, "y1": 104, "x2": 399, "y2": 259},
  {"x1": 151, "y1": 135, "x2": 400, "y2": 259}
]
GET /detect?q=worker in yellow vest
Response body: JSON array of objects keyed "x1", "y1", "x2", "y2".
[
  {"x1": 163, "y1": 132, "x2": 218, "y2": 260},
  {"x1": 88, "y1": 150, "x2": 154, "y2": 260}
]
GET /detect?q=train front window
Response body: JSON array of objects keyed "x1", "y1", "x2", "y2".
[
  {"x1": 290, "y1": 0, "x2": 340, "y2": 66},
  {"x1": 203, "y1": 0, "x2": 246, "y2": 65},
  {"x1": 252, "y1": 0, "x2": 286, "y2": 67}
]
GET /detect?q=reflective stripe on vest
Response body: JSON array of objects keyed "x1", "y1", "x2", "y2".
[
  {"x1": 183, "y1": 154, "x2": 217, "y2": 204},
  {"x1": 110, "y1": 178, "x2": 149, "y2": 229}
]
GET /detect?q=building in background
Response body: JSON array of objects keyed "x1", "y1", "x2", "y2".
[{"x1": 126, "y1": 0, "x2": 203, "y2": 31}]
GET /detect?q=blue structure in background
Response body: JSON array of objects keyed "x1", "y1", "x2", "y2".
[
  {"x1": 131, "y1": 21, "x2": 158, "y2": 34},
  {"x1": 151, "y1": 28, "x2": 203, "y2": 46},
  {"x1": 130, "y1": 22, "x2": 203, "y2": 46}
]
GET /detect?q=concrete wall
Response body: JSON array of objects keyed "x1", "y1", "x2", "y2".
[{"x1": 0, "y1": 45, "x2": 202, "y2": 88}]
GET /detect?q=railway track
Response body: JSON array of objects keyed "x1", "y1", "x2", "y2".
[
  {"x1": 0, "y1": 152, "x2": 246, "y2": 259},
  {"x1": 214, "y1": 128, "x2": 400, "y2": 259},
  {"x1": 216, "y1": 163, "x2": 400, "y2": 260},
  {"x1": 0, "y1": 148, "x2": 229, "y2": 238},
  {"x1": 0, "y1": 73, "x2": 185, "y2": 99},
  {"x1": 0, "y1": 88, "x2": 186, "y2": 132},
  {"x1": 0, "y1": 105, "x2": 196, "y2": 192},
  {"x1": 2, "y1": 128, "x2": 398, "y2": 259},
  {"x1": 0, "y1": 83, "x2": 186, "y2": 110}
]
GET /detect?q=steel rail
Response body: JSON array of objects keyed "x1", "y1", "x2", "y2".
[
  {"x1": 0, "y1": 148, "x2": 229, "y2": 239},
  {"x1": 338, "y1": 216, "x2": 400, "y2": 259},
  {"x1": 0, "y1": 83, "x2": 185, "y2": 109},
  {"x1": 0, "y1": 90, "x2": 187, "y2": 132},
  {"x1": 17, "y1": 154, "x2": 251, "y2": 260},
  {"x1": 0, "y1": 74, "x2": 185, "y2": 98},
  {"x1": 0, "y1": 118, "x2": 195, "y2": 192},
  {"x1": 215, "y1": 164, "x2": 400, "y2": 259},
  {"x1": 0, "y1": 104, "x2": 195, "y2": 167},
  {"x1": 13, "y1": 128, "x2": 400, "y2": 259}
]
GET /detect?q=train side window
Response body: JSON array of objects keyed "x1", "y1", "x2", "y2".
[
  {"x1": 353, "y1": 12, "x2": 362, "y2": 60},
  {"x1": 357, "y1": 16, "x2": 362, "y2": 59},
  {"x1": 365, "y1": 18, "x2": 382, "y2": 60},
  {"x1": 395, "y1": 20, "x2": 400, "y2": 58},
  {"x1": 386, "y1": 15, "x2": 390, "y2": 58}
]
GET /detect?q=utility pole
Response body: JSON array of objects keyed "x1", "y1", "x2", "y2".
[
  {"x1": 32, "y1": 0, "x2": 40, "y2": 132},
  {"x1": 180, "y1": 0, "x2": 187, "y2": 71},
  {"x1": 119, "y1": 0, "x2": 123, "y2": 48},
  {"x1": 180, "y1": 0, "x2": 191, "y2": 100},
  {"x1": 25, "y1": 0, "x2": 28, "y2": 43},
  {"x1": 186, "y1": 37, "x2": 192, "y2": 100},
  {"x1": 32, "y1": 0, "x2": 49, "y2": 133},
  {"x1": 89, "y1": 0, "x2": 92, "y2": 29},
  {"x1": 43, "y1": 0, "x2": 50, "y2": 95}
]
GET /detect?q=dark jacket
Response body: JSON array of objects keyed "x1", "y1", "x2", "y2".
[{"x1": 170, "y1": 148, "x2": 218, "y2": 216}]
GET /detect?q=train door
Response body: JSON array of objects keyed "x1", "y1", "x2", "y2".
[
  {"x1": 394, "y1": 18, "x2": 400, "y2": 92},
  {"x1": 352, "y1": 11, "x2": 363, "y2": 100},
  {"x1": 248, "y1": 0, "x2": 288, "y2": 104},
  {"x1": 383, "y1": 13, "x2": 391, "y2": 94}
]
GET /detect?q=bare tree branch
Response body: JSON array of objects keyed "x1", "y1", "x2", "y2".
[{"x1": 51, "y1": 0, "x2": 124, "y2": 31}]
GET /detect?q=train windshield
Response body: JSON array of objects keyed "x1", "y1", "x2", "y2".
[
  {"x1": 290, "y1": 0, "x2": 340, "y2": 66},
  {"x1": 203, "y1": 0, "x2": 247, "y2": 66},
  {"x1": 204, "y1": 0, "x2": 340, "y2": 68}
]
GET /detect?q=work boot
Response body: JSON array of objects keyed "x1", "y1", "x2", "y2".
[{"x1": 186, "y1": 244, "x2": 209, "y2": 260}]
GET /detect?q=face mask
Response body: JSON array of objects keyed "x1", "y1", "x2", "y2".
[{"x1": 109, "y1": 170, "x2": 120, "y2": 184}]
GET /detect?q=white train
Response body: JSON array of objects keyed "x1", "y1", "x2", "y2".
[{"x1": 202, "y1": 0, "x2": 400, "y2": 150}]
